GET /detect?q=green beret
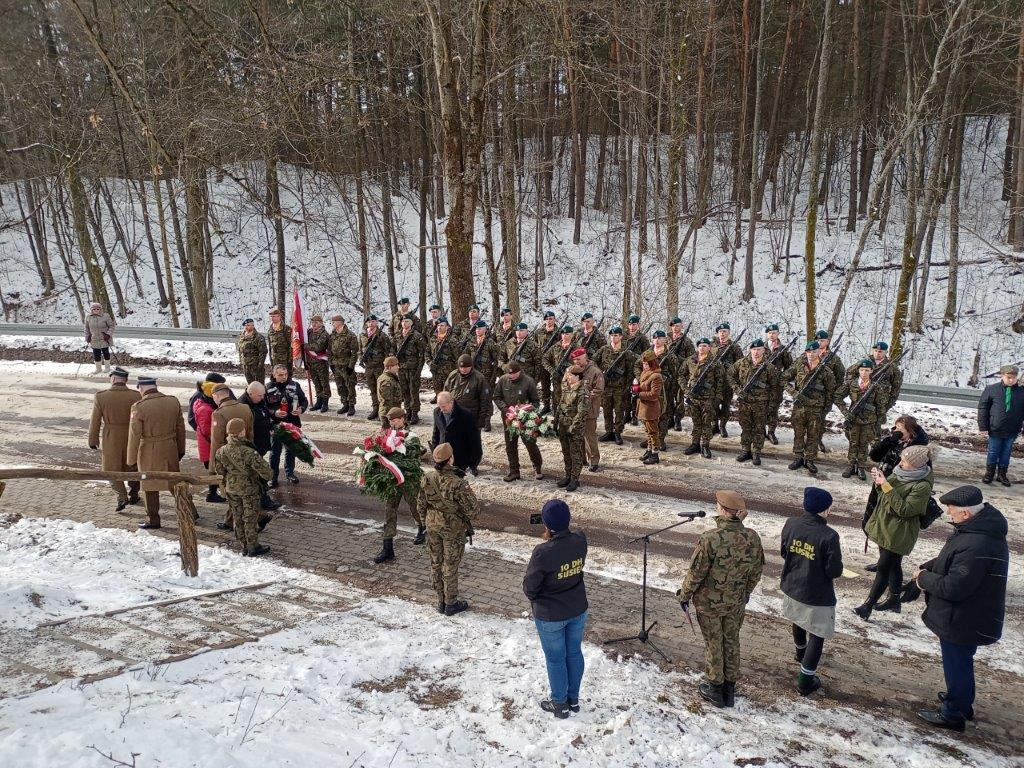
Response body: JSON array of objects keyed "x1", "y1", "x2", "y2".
[
  {"x1": 474, "y1": 320, "x2": 487, "y2": 329},
  {"x1": 872, "y1": 340, "x2": 889, "y2": 351},
  {"x1": 750, "y1": 339, "x2": 765, "y2": 349},
  {"x1": 628, "y1": 314, "x2": 640, "y2": 324},
  {"x1": 561, "y1": 325, "x2": 575, "y2": 334},
  {"x1": 609, "y1": 326, "x2": 623, "y2": 335},
  {"x1": 715, "y1": 322, "x2": 730, "y2": 332},
  {"x1": 515, "y1": 322, "x2": 528, "y2": 330},
  {"x1": 581, "y1": 312, "x2": 594, "y2": 320},
  {"x1": 815, "y1": 329, "x2": 830, "y2": 340},
  {"x1": 765, "y1": 323, "x2": 779, "y2": 332},
  {"x1": 697, "y1": 337, "x2": 712, "y2": 346},
  {"x1": 653, "y1": 330, "x2": 667, "y2": 338},
  {"x1": 670, "y1": 316, "x2": 682, "y2": 325},
  {"x1": 858, "y1": 358, "x2": 875, "y2": 369},
  {"x1": 543, "y1": 310, "x2": 555, "y2": 319},
  {"x1": 805, "y1": 342, "x2": 819, "y2": 352}
]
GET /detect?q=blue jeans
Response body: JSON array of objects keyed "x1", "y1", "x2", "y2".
[
  {"x1": 270, "y1": 436, "x2": 295, "y2": 478},
  {"x1": 940, "y1": 639, "x2": 976, "y2": 723},
  {"x1": 535, "y1": 611, "x2": 587, "y2": 703},
  {"x1": 986, "y1": 435, "x2": 1015, "y2": 467}
]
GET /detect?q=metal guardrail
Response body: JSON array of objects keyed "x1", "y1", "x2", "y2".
[{"x1": 0, "y1": 322, "x2": 987, "y2": 408}]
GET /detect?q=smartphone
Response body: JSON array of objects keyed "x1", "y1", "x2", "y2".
[{"x1": 529, "y1": 513, "x2": 543, "y2": 525}]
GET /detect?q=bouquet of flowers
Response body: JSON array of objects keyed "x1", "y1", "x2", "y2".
[
  {"x1": 505, "y1": 404, "x2": 554, "y2": 444},
  {"x1": 272, "y1": 422, "x2": 323, "y2": 466},
  {"x1": 353, "y1": 428, "x2": 425, "y2": 504}
]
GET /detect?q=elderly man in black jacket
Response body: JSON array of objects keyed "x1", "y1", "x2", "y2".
[
  {"x1": 978, "y1": 364, "x2": 1024, "y2": 486},
  {"x1": 431, "y1": 391, "x2": 483, "y2": 475},
  {"x1": 915, "y1": 485, "x2": 1009, "y2": 732},
  {"x1": 239, "y1": 381, "x2": 280, "y2": 511}
]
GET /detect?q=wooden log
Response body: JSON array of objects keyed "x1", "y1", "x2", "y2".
[
  {"x1": 173, "y1": 482, "x2": 200, "y2": 577},
  {"x1": 0, "y1": 467, "x2": 220, "y2": 486}
]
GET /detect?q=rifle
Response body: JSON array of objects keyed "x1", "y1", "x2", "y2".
[
  {"x1": 847, "y1": 349, "x2": 906, "y2": 420},
  {"x1": 738, "y1": 335, "x2": 799, "y2": 398},
  {"x1": 428, "y1": 330, "x2": 454, "y2": 371},
  {"x1": 685, "y1": 328, "x2": 747, "y2": 402},
  {"x1": 472, "y1": 325, "x2": 492, "y2": 368},
  {"x1": 792, "y1": 332, "x2": 845, "y2": 405},
  {"x1": 604, "y1": 321, "x2": 655, "y2": 381},
  {"x1": 579, "y1": 316, "x2": 606, "y2": 355},
  {"x1": 669, "y1": 320, "x2": 693, "y2": 357},
  {"x1": 395, "y1": 328, "x2": 416, "y2": 360},
  {"x1": 359, "y1": 327, "x2": 382, "y2": 367},
  {"x1": 539, "y1": 313, "x2": 569, "y2": 356}
]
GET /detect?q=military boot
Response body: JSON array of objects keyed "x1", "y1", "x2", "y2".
[
  {"x1": 700, "y1": 444, "x2": 712, "y2": 459},
  {"x1": 337, "y1": 402, "x2": 349, "y2": 415},
  {"x1": 643, "y1": 452, "x2": 660, "y2": 465},
  {"x1": 367, "y1": 408, "x2": 379, "y2": 421},
  {"x1": 566, "y1": 479, "x2": 579, "y2": 492},
  {"x1": 373, "y1": 538, "x2": 395, "y2": 564},
  {"x1": 982, "y1": 463, "x2": 995, "y2": 484},
  {"x1": 320, "y1": 397, "x2": 330, "y2": 413},
  {"x1": 444, "y1": 600, "x2": 469, "y2": 616},
  {"x1": 698, "y1": 682, "x2": 726, "y2": 708},
  {"x1": 997, "y1": 466, "x2": 1011, "y2": 487},
  {"x1": 719, "y1": 419, "x2": 729, "y2": 438},
  {"x1": 788, "y1": 457, "x2": 805, "y2": 471},
  {"x1": 857, "y1": 465, "x2": 867, "y2": 481},
  {"x1": 640, "y1": 449, "x2": 652, "y2": 461},
  {"x1": 246, "y1": 544, "x2": 270, "y2": 557},
  {"x1": 413, "y1": 525, "x2": 426, "y2": 545},
  {"x1": 767, "y1": 427, "x2": 779, "y2": 445},
  {"x1": 673, "y1": 415, "x2": 683, "y2": 432},
  {"x1": 736, "y1": 450, "x2": 753, "y2": 463},
  {"x1": 556, "y1": 476, "x2": 571, "y2": 488},
  {"x1": 614, "y1": 432, "x2": 623, "y2": 446},
  {"x1": 598, "y1": 431, "x2": 615, "y2": 443},
  {"x1": 683, "y1": 443, "x2": 701, "y2": 456},
  {"x1": 752, "y1": 452, "x2": 762, "y2": 466},
  {"x1": 347, "y1": 403, "x2": 357, "y2": 416},
  {"x1": 806, "y1": 460, "x2": 819, "y2": 475},
  {"x1": 722, "y1": 681, "x2": 736, "y2": 707},
  {"x1": 842, "y1": 464, "x2": 856, "y2": 478}
]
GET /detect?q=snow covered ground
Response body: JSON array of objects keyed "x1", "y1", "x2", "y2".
[{"x1": 0, "y1": 516, "x2": 1015, "y2": 768}]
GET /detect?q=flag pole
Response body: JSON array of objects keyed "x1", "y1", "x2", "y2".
[{"x1": 293, "y1": 277, "x2": 314, "y2": 406}]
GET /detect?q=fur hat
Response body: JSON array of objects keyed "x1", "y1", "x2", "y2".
[{"x1": 641, "y1": 350, "x2": 657, "y2": 364}]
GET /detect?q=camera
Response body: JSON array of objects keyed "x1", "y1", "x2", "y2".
[{"x1": 530, "y1": 513, "x2": 543, "y2": 525}]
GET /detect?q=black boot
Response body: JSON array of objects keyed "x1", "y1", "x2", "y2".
[
  {"x1": 874, "y1": 595, "x2": 902, "y2": 613},
  {"x1": 413, "y1": 525, "x2": 426, "y2": 545},
  {"x1": 719, "y1": 420, "x2": 729, "y2": 438},
  {"x1": 556, "y1": 476, "x2": 571, "y2": 488},
  {"x1": 260, "y1": 490, "x2": 281, "y2": 511},
  {"x1": 337, "y1": 403, "x2": 348, "y2": 415},
  {"x1": 206, "y1": 489, "x2": 226, "y2": 503},
  {"x1": 736, "y1": 450, "x2": 753, "y2": 463},
  {"x1": 367, "y1": 408, "x2": 379, "y2": 421},
  {"x1": 643, "y1": 452, "x2": 660, "y2": 465},
  {"x1": 698, "y1": 682, "x2": 726, "y2": 708},
  {"x1": 722, "y1": 681, "x2": 736, "y2": 707},
  {"x1": 373, "y1": 538, "x2": 395, "y2": 564},
  {"x1": 857, "y1": 464, "x2": 867, "y2": 481},
  {"x1": 674, "y1": 415, "x2": 683, "y2": 432},
  {"x1": 700, "y1": 444, "x2": 712, "y2": 459},
  {"x1": 842, "y1": 463, "x2": 855, "y2": 478},
  {"x1": 566, "y1": 479, "x2": 579, "y2": 492},
  {"x1": 997, "y1": 466, "x2": 1011, "y2": 487},
  {"x1": 797, "y1": 674, "x2": 822, "y2": 697},
  {"x1": 640, "y1": 449, "x2": 652, "y2": 462},
  {"x1": 444, "y1": 600, "x2": 469, "y2": 616},
  {"x1": 788, "y1": 457, "x2": 804, "y2": 471},
  {"x1": 630, "y1": 416, "x2": 639, "y2": 427},
  {"x1": 614, "y1": 432, "x2": 623, "y2": 446},
  {"x1": 539, "y1": 699, "x2": 570, "y2": 719},
  {"x1": 683, "y1": 443, "x2": 701, "y2": 456},
  {"x1": 286, "y1": 472, "x2": 299, "y2": 485},
  {"x1": 115, "y1": 498, "x2": 129, "y2": 512},
  {"x1": 347, "y1": 403, "x2": 357, "y2": 416},
  {"x1": 246, "y1": 544, "x2": 270, "y2": 557},
  {"x1": 854, "y1": 603, "x2": 873, "y2": 621},
  {"x1": 321, "y1": 398, "x2": 330, "y2": 413},
  {"x1": 752, "y1": 452, "x2": 761, "y2": 466},
  {"x1": 806, "y1": 460, "x2": 819, "y2": 475},
  {"x1": 982, "y1": 463, "x2": 995, "y2": 484},
  {"x1": 598, "y1": 431, "x2": 615, "y2": 443}
]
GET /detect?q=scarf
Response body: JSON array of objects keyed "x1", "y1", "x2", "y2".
[
  {"x1": 1006, "y1": 385, "x2": 1013, "y2": 413},
  {"x1": 893, "y1": 464, "x2": 929, "y2": 483}
]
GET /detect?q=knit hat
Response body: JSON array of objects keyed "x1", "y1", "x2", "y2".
[
  {"x1": 815, "y1": 329, "x2": 830, "y2": 340},
  {"x1": 653, "y1": 330, "x2": 667, "y2": 338},
  {"x1": 938, "y1": 485, "x2": 983, "y2": 507},
  {"x1": 642, "y1": 349, "x2": 657, "y2": 363},
  {"x1": 226, "y1": 418, "x2": 246, "y2": 436},
  {"x1": 765, "y1": 323, "x2": 779, "y2": 332},
  {"x1": 432, "y1": 442, "x2": 453, "y2": 462},
  {"x1": 516, "y1": 322, "x2": 528, "y2": 330},
  {"x1": 386, "y1": 406, "x2": 406, "y2": 420},
  {"x1": 715, "y1": 322, "x2": 731, "y2": 332},
  {"x1": 384, "y1": 356, "x2": 400, "y2": 368},
  {"x1": 561, "y1": 325, "x2": 575, "y2": 334},
  {"x1": 541, "y1": 499, "x2": 571, "y2": 532},
  {"x1": 609, "y1": 326, "x2": 623, "y2": 335},
  {"x1": 628, "y1": 314, "x2": 640, "y2": 324},
  {"x1": 750, "y1": 339, "x2": 765, "y2": 349},
  {"x1": 569, "y1": 348, "x2": 586, "y2": 360},
  {"x1": 543, "y1": 310, "x2": 555, "y2": 319},
  {"x1": 901, "y1": 444, "x2": 935, "y2": 469},
  {"x1": 803, "y1": 487, "x2": 833, "y2": 515},
  {"x1": 458, "y1": 354, "x2": 473, "y2": 367},
  {"x1": 201, "y1": 381, "x2": 218, "y2": 397},
  {"x1": 110, "y1": 367, "x2": 129, "y2": 379},
  {"x1": 805, "y1": 342, "x2": 819, "y2": 352},
  {"x1": 872, "y1": 340, "x2": 889, "y2": 351},
  {"x1": 205, "y1": 372, "x2": 227, "y2": 384}
]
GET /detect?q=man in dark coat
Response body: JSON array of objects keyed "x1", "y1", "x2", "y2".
[
  {"x1": 240, "y1": 381, "x2": 280, "y2": 512},
  {"x1": 914, "y1": 485, "x2": 1009, "y2": 732},
  {"x1": 431, "y1": 391, "x2": 483, "y2": 475},
  {"x1": 977, "y1": 364, "x2": 1024, "y2": 487}
]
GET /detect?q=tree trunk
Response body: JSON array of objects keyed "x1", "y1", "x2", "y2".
[
  {"x1": 134, "y1": 177, "x2": 169, "y2": 308},
  {"x1": 943, "y1": 111, "x2": 965, "y2": 325},
  {"x1": 165, "y1": 177, "x2": 196, "y2": 327},
  {"x1": 741, "y1": 0, "x2": 768, "y2": 302},
  {"x1": 150, "y1": 171, "x2": 180, "y2": 327},
  {"x1": 67, "y1": 166, "x2": 112, "y2": 316},
  {"x1": 1011, "y1": 10, "x2": 1024, "y2": 250},
  {"x1": 183, "y1": 149, "x2": 212, "y2": 328},
  {"x1": 415, "y1": 47, "x2": 432, "y2": 317},
  {"x1": 23, "y1": 181, "x2": 56, "y2": 294}
]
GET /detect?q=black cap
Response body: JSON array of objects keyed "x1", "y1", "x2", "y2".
[
  {"x1": 938, "y1": 485, "x2": 983, "y2": 507},
  {"x1": 205, "y1": 372, "x2": 227, "y2": 384}
]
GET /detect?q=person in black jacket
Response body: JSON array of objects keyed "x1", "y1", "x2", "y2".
[
  {"x1": 431, "y1": 391, "x2": 483, "y2": 474},
  {"x1": 265, "y1": 364, "x2": 308, "y2": 487},
  {"x1": 240, "y1": 381, "x2": 280, "y2": 511},
  {"x1": 780, "y1": 487, "x2": 844, "y2": 696},
  {"x1": 523, "y1": 499, "x2": 588, "y2": 720},
  {"x1": 915, "y1": 485, "x2": 1009, "y2": 732},
  {"x1": 977, "y1": 364, "x2": 1023, "y2": 487}
]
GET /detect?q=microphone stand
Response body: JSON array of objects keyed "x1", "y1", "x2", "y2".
[{"x1": 604, "y1": 514, "x2": 703, "y2": 662}]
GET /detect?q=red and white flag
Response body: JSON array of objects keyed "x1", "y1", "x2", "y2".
[{"x1": 290, "y1": 288, "x2": 306, "y2": 365}]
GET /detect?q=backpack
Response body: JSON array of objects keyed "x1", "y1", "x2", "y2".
[
  {"x1": 187, "y1": 390, "x2": 202, "y2": 431},
  {"x1": 920, "y1": 496, "x2": 943, "y2": 530}
]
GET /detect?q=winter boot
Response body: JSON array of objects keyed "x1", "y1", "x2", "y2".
[
  {"x1": 719, "y1": 420, "x2": 729, "y2": 439},
  {"x1": 683, "y1": 443, "x2": 701, "y2": 456},
  {"x1": 444, "y1": 600, "x2": 469, "y2": 616},
  {"x1": 556, "y1": 476, "x2": 571, "y2": 488},
  {"x1": 321, "y1": 398, "x2": 330, "y2": 413},
  {"x1": 736, "y1": 450, "x2": 753, "y2": 463},
  {"x1": 752, "y1": 452, "x2": 762, "y2": 466},
  {"x1": 805, "y1": 460, "x2": 818, "y2": 475},
  {"x1": 93, "y1": 361, "x2": 103, "y2": 375},
  {"x1": 997, "y1": 466, "x2": 1011, "y2": 487},
  {"x1": 347, "y1": 403, "x2": 357, "y2": 416},
  {"x1": 338, "y1": 403, "x2": 349, "y2": 415},
  {"x1": 413, "y1": 525, "x2": 426, "y2": 545},
  {"x1": 640, "y1": 449, "x2": 652, "y2": 462},
  {"x1": 842, "y1": 464, "x2": 856, "y2": 478},
  {"x1": 643, "y1": 452, "x2": 660, "y2": 465},
  {"x1": 102, "y1": 360, "x2": 111, "y2": 374},
  {"x1": 698, "y1": 682, "x2": 726, "y2": 708},
  {"x1": 874, "y1": 595, "x2": 902, "y2": 613},
  {"x1": 853, "y1": 603, "x2": 873, "y2": 621},
  {"x1": 722, "y1": 681, "x2": 736, "y2": 708},
  {"x1": 788, "y1": 457, "x2": 805, "y2": 471},
  {"x1": 674, "y1": 415, "x2": 683, "y2": 432},
  {"x1": 700, "y1": 444, "x2": 712, "y2": 459},
  {"x1": 566, "y1": 479, "x2": 579, "y2": 492},
  {"x1": 503, "y1": 470, "x2": 521, "y2": 482},
  {"x1": 857, "y1": 465, "x2": 867, "y2": 481},
  {"x1": 797, "y1": 673, "x2": 822, "y2": 697},
  {"x1": 246, "y1": 544, "x2": 270, "y2": 557},
  {"x1": 614, "y1": 432, "x2": 623, "y2": 446},
  {"x1": 260, "y1": 491, "x2": 281, "y2": 511},
  {"x1": 567, "y1": 698, "x2": 580, "y2": 713},
  {"x1": 599, "y1": 431, "x2": 615, "y2": 443},
  {"x1": 367, "y1": 408, "x2": 379, "y2": 421},
  {"x1": 982, "y1": 463, "x2": 996, "y2": 484},
  {"x1": 373, "y1": 538, "x2": 395, "y2": 564},
  {"x1": 540, "y1": 700, "x2": 570, "y2": 719}
]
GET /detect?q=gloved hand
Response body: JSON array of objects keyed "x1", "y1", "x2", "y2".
[{"x1": 899, "y1": 580, "x2": 922, "y2": 603}]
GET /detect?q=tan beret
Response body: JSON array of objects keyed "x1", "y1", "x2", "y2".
[
  {"x1": 432, "y1": 442, "x2": 453, "y2": 462},
  {"x1": 386, "y1": 406, "x2": 406, "y2": 420},
  {"x1": 715, "y1": 489, "x2": 746, "y2": 512},
  {"x1": 211, "y1": 383, "x2": 231, "y2": 395},
  {"x1": 311, "y1": 314, "x2": 323, "y2": 323},
  {"x1": 331, "y1": 314, "x2": 344, "y2": 323},
  {"x1": 268, "y1": 306, "x2": 281, "y2": 315},
  {"x1": 384, "y1": 356, "x2": 400, "y2": 368},
  {"x1": 226, "y1": 418, "x2": 246, "y2": 436}
]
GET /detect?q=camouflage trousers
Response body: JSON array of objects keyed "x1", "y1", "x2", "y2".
[
  {"x1": 331, "y1": 364, "x2": 357, "y2": 405},
  {"x1": 431, "y1": 363, "x2": 457, "y2": 395},
  {"x1": 766, "y1": 388, "x2": 784, "y2": 429},
  {"x1": 847, "y1": 420, "x2": 874, "y2": 464},
  {"x1": 365, "y1": 364, "x2": 384, "y2": 408},
  {"x1": 557, "y1": 427, "x2": 585, "y2": 480},
  {"x1": 602, "y1": 381, "x2": 630, "y2": 434},
  {"x1": 309, "y1": 360, "x2": 331, "y2": 401},
  {"x1": 688, "y1": 397, "x2": 717, "y2": 446},
  {"x1": 242, "y1": 364, "x2": 265, "y2": 385},
  {"x1": 643, "y1": 419, "x2": 662, "y2": 451},
  {"x1": 550, "y1": 377, "x2": 564, "y2": 412},
  {"x1": 538, "y1": 368, "x2": 552, "y2": 408},
  {"x1": 792, "y1": 406, "x2": 826, "y2": 460},
  {"x1": 696, "y1": 609, "x2": 746, "y2": 684},
  {"x1": 383, "y1": 485, "x2": 423, "y2": 540},
  {"x1": 427, "y1": 529, "x2": 467, "y2": 604},
  {"x1": 717, "y1": 384, "x2": 734, "y2": 426},
  {"x1": 227, "y1": 491, "x2": 261, "y2": 551},
  {"x1": 398, "y1": 368, "x2": 421, "y2": 416},
  {"x1": 737, "y1": 400, "x2": 769, "y2": 452}
]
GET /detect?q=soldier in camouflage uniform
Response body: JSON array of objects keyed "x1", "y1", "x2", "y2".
[
  {"x1": 544, "y1": 325, "x2": 577, "y2": 412},
  {"x1": 649, "y1": 331, "x2": 679, "y2": 449},
  {"x1": 594, "y1": 326, "x2": 635, "y2": 445},
  {"x1": 556, "y1": 370, "x2": 589, "y2": 492},
  {"x1": 463, "y1": 320, "x2": 500, "y2": 431},
  {"x1": 677, "y1": 490, "x2": 764, "y2": 708},
  {"x1": 304, "y1": 314, "x2": 332, "y2": 412},
  {"x1": 267, "y1": 307, "x2": 293, "y2": 378},
  {"x1": 376, "y1": 356, "x2": 404, "y2": 429},
  {"x1": 329, "y1": 315, "x2": 359, "y2": 415},
  {"x1": 729, "y1": 339, "x2": 781, "y2": 466},
  {"x1": 214, "y1": 417, "x2": 274, "y2": 557},
  {"x1": 456, "y1": 303, "x2": 483, "y2": 344},
  {"x1": 503, "y1": 322, "x2": 543, "y2": 380},
  {"x1": 624, "y1": 314, "x2": 650, "y2": 357},
  {"x1": 395, "y1": 317, "x2": 426, "y2": 424},
  {"x1": 574, "y1": 312, "x2": 606, "y2": 356},
  {"x1": 497, "y1": 307, "x2": 517, "y2": 345},
  {"x1": 814, "y1": 330, "x2": 845, "y2": 453},
  {"x1": 390, "y1": 297, "x2": 423, "y2": 338},
  {"x1": 419, "y1": 442, "x2": 480, "y2": 616},
  {"x1": 428, "y1": 317, "x2": 460, "y2": 398},
  {"x1": 533, "y1": 311, "x2": 560, "y2": 415},
  {"x1": 763, "y1": 323, "x2": 792, "y2": 445},
  {"x1": 679, "y1": 338, "x2": 724, "y2": 458},
  {"x1": 426, "y1": 304, "x2": 443, "y2": 337},
  {"x1": 668, "y1": 317, "x2": 696, "y2": 431},
  {"x1": 360, "y1": 315, "x2": 393, "y2": 421},
  {"x1": 373, "y1": 406, "x2": 426, "y2": 565},
  {"x1": 712, "y1": 322, "x2": 744, "y2": 438},
  {"x1": 869, "y1": 341, "x2": 902, "y2": 435},
  {"x1": 837, "y1": 359, "x2": 886, "y2": 480},
  {"x1": 785, "y1": 343, "x2": 837, "y2": 476},
  {"x1": 237, "y1": 319, "x2": 268, "y2": 384}
]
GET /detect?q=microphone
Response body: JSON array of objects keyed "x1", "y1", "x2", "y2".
[{"x1": 678, "y1": 510, "x2": 707, "y2": 518}]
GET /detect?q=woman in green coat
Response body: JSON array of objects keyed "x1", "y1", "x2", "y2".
[{"x1": 855, "y1": 444, "x2": 936, "y2": 620}]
